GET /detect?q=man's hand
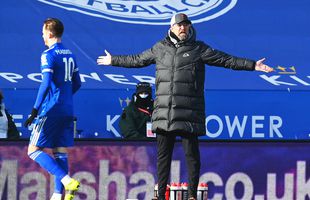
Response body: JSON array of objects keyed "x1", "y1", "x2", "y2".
[
  {"x1": 255, "y1": 58, "x2": 274, "y2": 72},
  {"x1": 97, "y1": 50, "x2": 112, "y2": 65},
  {"x1": 24, "y1": 108, "x2": 38, "y2": 127}
]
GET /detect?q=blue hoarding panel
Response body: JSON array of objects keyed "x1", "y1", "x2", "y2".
[{"x1": 3, "y1": 89, "x2": 309, "y2": 140}]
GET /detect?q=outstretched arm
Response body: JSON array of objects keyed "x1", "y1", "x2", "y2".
[
  {"x1": 97, "y1": 48, "x2": 156, "y2": 68},
  {"x1": 97, "y1": 50, "x2": 112, "y2": 65},
  {"x1": 201, "y1": 43, "x2": 273, "y2": 73},
  {"x1": 254, "y1": 58, "x2": 274, "y2": 72}
]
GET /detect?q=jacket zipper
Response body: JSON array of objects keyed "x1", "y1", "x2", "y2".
[
  {"x1": 168, "y1": 49, "x2": 177, "y2": 128},
  {"x1": 192, "y1": 65, "x2": 197, "y2": 90}
]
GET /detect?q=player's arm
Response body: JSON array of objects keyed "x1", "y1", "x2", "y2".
[
  {"x1": 24, "y1": 53, "x2": 53, "y2": 127},
  {"x1": 24, "y1": 72, "x2": 52, "y2": 127},
  {"x1": 72, "y1": 66, "x2": 81, "y2": 94},
  {"x1": 33, "y1": 71, "x2": 52, "y2": 109},
  {"x1": 34, "y1": 52, "x2": 54, "y2": 110}
]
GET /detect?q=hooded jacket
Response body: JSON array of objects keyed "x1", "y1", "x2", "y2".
[
  {"x1": 112, "y1": 27, "x2": 255, "y2": 136},
  {"x1": 119, "y1": 94, "x2": 153, "y2": 139}
]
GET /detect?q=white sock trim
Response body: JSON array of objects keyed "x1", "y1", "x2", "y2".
[
  {"x1": 61, "y1": 175, "x2": 71, "y2": 186},
  {"x1": 50, "y1": 193, "x2": 62, "y2": 200}
]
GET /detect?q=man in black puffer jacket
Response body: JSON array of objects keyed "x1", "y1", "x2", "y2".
[{"x1": 97, "y1": 13, "x2": 273, "y2": 200}]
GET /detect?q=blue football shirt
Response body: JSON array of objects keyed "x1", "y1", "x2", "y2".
[{"x1": 34, "y1": 42, "x2": 81, "y2": 117}]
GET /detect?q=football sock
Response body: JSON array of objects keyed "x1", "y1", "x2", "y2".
[
  {"x1": 28, "y1": 150, "x2": 67, "y2": 180},
  {"x1": 54, "y1": 152, "x2": 69, "y2": 194}
]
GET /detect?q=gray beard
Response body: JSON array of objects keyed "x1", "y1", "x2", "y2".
[{"x1": 178, "y1": 34, "x2": 187, "y2": 41}]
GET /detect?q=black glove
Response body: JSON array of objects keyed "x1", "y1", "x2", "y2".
[{"x1": 24, "y1": 108, "x2": 38, "y2": 127}]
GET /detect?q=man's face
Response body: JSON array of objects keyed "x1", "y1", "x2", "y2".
[
  {"x1": 170, "y1": 22, "x2": 191, "y2": 41},
  {"x1": 42, "y1": 25, "x2": 50, "y2": 46}
]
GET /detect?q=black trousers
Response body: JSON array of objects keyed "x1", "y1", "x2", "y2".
[{"x1": 157, "y1": 133, "x2": 201, "y2": 199}]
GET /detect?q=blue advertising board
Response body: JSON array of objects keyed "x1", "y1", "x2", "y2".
[{"x1": 0, "y1": 0, "x2": 309, "y2": 139}]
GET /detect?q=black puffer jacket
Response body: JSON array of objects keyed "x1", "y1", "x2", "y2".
[
  {"x1": 119, "y1": 95, "x2": 153, "y2": 139},
  {"x1": 112, "y1": 27, "x2": 255, "y2": 136}
]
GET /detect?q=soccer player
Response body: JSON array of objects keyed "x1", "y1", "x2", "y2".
[{"x1": 24, "y1": 18, "x2": 81, "y2": 200}]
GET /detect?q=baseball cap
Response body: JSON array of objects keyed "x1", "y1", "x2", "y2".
[
  {"x1": 170, "y1": 13, "x2": 191, "y2": 26},
  {"x1": 136, "y1": 82, "x2": 152, "y2": 94}
]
